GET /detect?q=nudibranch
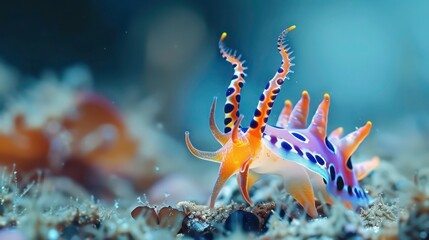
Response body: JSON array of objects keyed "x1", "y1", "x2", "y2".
[{"x1": 185, "y1": 26, "x2": 379, "y2": 217}]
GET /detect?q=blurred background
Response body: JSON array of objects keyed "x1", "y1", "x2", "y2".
[{"x1": 0, "y1": 0, "x2": 429, "y2": 203}]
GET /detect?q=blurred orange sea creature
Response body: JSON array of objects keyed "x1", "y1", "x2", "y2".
[{"x1": 0, "y1": 91, "x2": 139, "y2": 189}]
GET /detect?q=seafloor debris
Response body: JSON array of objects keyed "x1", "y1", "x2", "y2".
[
  {"x1": 131, "y1": 205, "x2": 185, "y2": 234},
  {"x1": 3, "y1": 161, "x2": 424, "y2": 240},
  {"x1": 177, "y1": 199, "x2": 317, "y2": 239},
  {"x1": 398, "y1": 171, "x2": 429, "y2": 239},
  {"x1": 261, "y1": 203, "x2": 372, "y2": 239},
  {"x1": 361, "y1": 194, "x2": 398, "y2": 228},
  {"x1": 178, "y1": 201, "x2": 245, "y2": 238},
  {"x1": 368, "y1": 170, "x2": 429, "y2": 239},
  {"x1": 0, "y1": 167, "x2": 184, "y2": 239}
]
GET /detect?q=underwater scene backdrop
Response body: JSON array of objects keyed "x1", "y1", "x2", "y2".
[{"x1": 0, "y1": 0, "x2": 428, "y2": 239}]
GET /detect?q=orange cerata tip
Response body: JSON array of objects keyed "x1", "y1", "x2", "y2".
[
  {"x1": 285, "y1": 100, "x2": 292, "y2": 106},
  {"x1": 323, "y1": 93, "x2": 330, "y2": 100},
  {"x1": 302, "y1": 90, "x2": 309, "y2": 97},
  {"x1": 287, "y1": 25, "x2": 296, "y2": 32},
  {"x1": 221, "y1": 32, "x2": 227, "y2": 41},
  {"x1": 366, "y1": 121, "x2": 372, "y2": 127}
]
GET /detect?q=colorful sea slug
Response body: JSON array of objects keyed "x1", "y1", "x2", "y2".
[{"x1": 185, "y1": 26, "x2": 379, "y2": 217}]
